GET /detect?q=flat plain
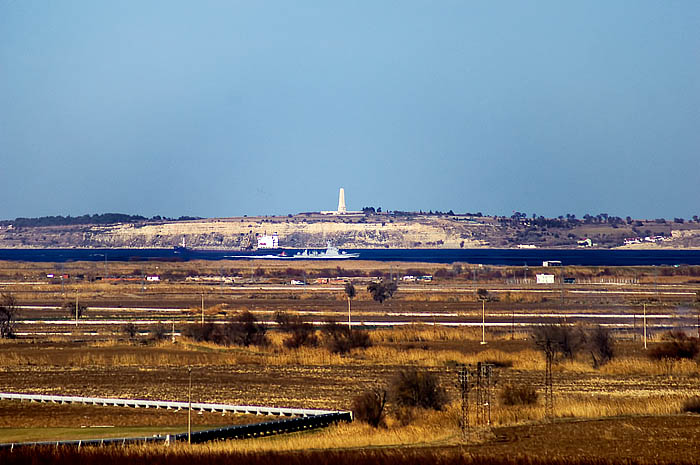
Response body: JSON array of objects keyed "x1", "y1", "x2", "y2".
[{"x1": 1, "y1": 259, "x2": 700, "y2": 464}]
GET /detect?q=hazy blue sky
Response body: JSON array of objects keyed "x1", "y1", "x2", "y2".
[{"x1": 1, "y1": 1, "x2": 699, "y2": 220}]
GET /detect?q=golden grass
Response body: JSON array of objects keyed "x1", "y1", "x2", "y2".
[
  {"x1": 553, "y1": 393, "x2": 696, "y2": 419},
  {"x1": 5, "y1": 333, "x2": 699, "y2": 379},
  {"x1": 371, "y1": 325, "x2": 530, "y2": 343},
  {"x1": 71, "y1": 393, "x2": 694, "y2": 453},
  {"x1": 600, "y1": 357, "x2": 700, "y2": 376},
  {"x1": 372, "y1": 325, "x2": 481, "y2": 343},
  {"x1": 202, "y1": 407, "x2": 460, "y2": 452}
]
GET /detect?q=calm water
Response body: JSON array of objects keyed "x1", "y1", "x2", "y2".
[{"x1": 1, "y1": 248, "x2": 700, "y2": 266}]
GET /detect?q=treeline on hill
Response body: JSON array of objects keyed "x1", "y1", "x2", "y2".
[{"x1": 0, "y1": 213, "x2": 202, "y2": 227}]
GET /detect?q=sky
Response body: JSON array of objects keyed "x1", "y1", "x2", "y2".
[{"x1": 1, "y1": 1, "x2": 699, "y2": 220}]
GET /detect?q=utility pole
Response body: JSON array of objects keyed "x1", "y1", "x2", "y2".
[
  {"x1": 480, "y1": 299, "x2": 487, "y2": 345},
  {"x1": 201, "y1": 294, "x2": 204, "y2": 326},
  {"x1": 75, "y1": 291, "x2": 79, "y2": 327},
  {"x1": 188, "y1": 367, "x2": 192, "y2": 445},
  {"x1": 643, "y1": 303, "x2": 648, "y2": 350}
]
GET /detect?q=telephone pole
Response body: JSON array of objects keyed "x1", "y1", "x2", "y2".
[
  {"x1": 188, "y1": 367, "x2": 192, "y2": 444},
  {"x1": 480, "y1": 299, "x2": 487, "y2": 345}
]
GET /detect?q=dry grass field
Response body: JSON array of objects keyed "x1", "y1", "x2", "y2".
[{"x1": 1, "y1": 260, "x2": 700, "y2": 464}]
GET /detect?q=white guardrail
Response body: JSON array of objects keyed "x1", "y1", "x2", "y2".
[{"x1": 0, "y1": 392, "x2": 342, "y2": 417}]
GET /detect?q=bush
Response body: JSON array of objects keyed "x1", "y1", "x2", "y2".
[
  {"x1": 367, "y1": 279, "x2": 398, "y2": 303},
  {"x1": 322, "y1": 321, "x2": 372, "y2": 354},
  {"x1": 352, "y1": 389, "x2": 387, "y2": 427},
  {"x1": 225, "y1": 311, "x2": 268, "y2": 346},
  {"x1": 275, "y1": 311, "x2": 318, "y2": 349},
  {"x1": 532, "y1": 324, "x2": 586, "y2": 360},
  {"x1": 284, "y1": 324, "x2": 319, "y2": 349},
  {"x1": 183, "y1": 311, "x2": 268, "y2": 347},
  {"x1": 183, "y1": 322, "x2": 217, "y2": 342},
  {"x1": 649, "y1": 331, "x2": 700, "y2": 360},
  {"x1": 151, "y1": 323, "x2": 169, "y2": 342},
  {"x1": 390, "y1": 368, "x2": 447, "y2": 411},
  {"x1": 682, "y1": 396, "x2": 700, "y2": 413},
  {"x1": 62, "y1": 301, "x2": 88, "y2": 319},
  {"x1": 588, "y1": 325, "x2": 614, "y2": 367},
  {"x1": 500, "y1": 383, "x2": 538, "y2": 406},
  {"x1": 0, "y1": 293, "x2": 17, "y2": 339},
  {"x1": 122, "y1": 322, "x2": 138, "y2": 340}
]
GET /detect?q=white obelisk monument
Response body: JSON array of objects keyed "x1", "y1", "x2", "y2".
[{"x1": 337, "y1": 188, "x2": 347, "y2": 214}]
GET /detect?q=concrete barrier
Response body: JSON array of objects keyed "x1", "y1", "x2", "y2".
[
  {"x1": 0, "y1": 392, "x2": 352, "y2": 449},
  {"x1": 0, "y1": 392, "x2": 339, "y2": 417}
]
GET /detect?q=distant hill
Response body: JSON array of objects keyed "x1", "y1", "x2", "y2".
[
  {"x1": 0, "y1": 214, "x2": 202, "y2": 228},
  {"x1": 1, "y1": 212, "x2": 699, "y2": 249}
]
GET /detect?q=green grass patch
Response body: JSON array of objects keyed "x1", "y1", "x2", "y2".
[{"x1": 0, "y1": 425, "x2": 216, "y2": 444}]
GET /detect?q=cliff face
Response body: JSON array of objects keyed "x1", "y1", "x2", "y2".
[
  {"x1": 1, "y1": 214, "x2": 699, "y2": 249},
  {"x1": 0, "y1": 215, "x2": 491, "y2": 249}
]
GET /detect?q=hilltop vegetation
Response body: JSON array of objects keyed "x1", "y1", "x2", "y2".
[{"x1": 0, "y1": 213, "x2": 201, "y2": 228}]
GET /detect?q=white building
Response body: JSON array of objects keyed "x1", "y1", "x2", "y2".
[
  {"x1": 536, "y1": 274, "x2": 555, "y2": 284},
  {"x1": 257, "y1": 233, "x2": 279, "y2": 249}
]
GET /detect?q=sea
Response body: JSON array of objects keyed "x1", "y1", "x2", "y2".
[{"x1": 1, "y1": 248, "x2": 700, "y2": 266}]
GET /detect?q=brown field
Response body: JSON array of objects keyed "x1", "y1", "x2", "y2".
[{"x1": 1, "y1": 260, "x2": 700, "y2": 464}]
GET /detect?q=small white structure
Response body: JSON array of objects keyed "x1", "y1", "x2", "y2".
[
  {"x1": 338, "y1": 187, "x2": 347, "y2": 214},
  {"x1": 257, "y1": 233, "x2": 279, "y2": 249},
  {"x1": 536, "y1": 274, "x2": 555, "y2": 284},
  {"x1": 146, "y1": 275, "x2": 160, "y2": 282},
  {"x1": 542, "y1": 260, "x2": 562, "y2": 267},
  {"x1": 321, "y1": 188, "x2": 362, "y2": 215}
]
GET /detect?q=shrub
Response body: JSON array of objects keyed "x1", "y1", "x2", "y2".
[
  {"x1": 62, "y1": 301, "x2": 88, "y2": 319},
  {"x1": 352, "y1": 389, "x2": 387, "y2": 427},
  {"x1": 649, "y1": 331, "x2": 700, "y2": 360},
  {"x1": 322, "y1": 321, "x2": 372, "y2": 354},
  {"x1": 274, "y1": 311, "x2": 293, "y2": 330},
  {"x1": 284, "y1": 324, "x2": 319, "y2": 349},
  {"x1": 390, "y1": 368, "x2": 447, "y2": 411},
  {"x1": 225, "y1": 311, "x2": 268, "y2": 346},
  {"x1": 275, "y1": 311, "x2": 318, "y2": 349},
  {"x1": 588, "y1": 325, "x2": 614, "y2": 367},
  {"x1": 500, "y1": 383, "x2": 538, "y2": 406},
  {"x1": 532, "y1": 324, "x2": 586, "y2": 361},
  {"x1": 0, "y1": 293, "x2": 17, "y2": 339},
  {"x1": 682, "y1": 396, "x2": 700, "y2": 413},
  {"x1": 367, "y1": 279, "x2": 398, "y2": 303},
  {"x1": 122, "y1": 322, "x2": 138, "y2": 340},
  {"x1": 183, "y1": 311, "x2": 268, "y2": 347},
  {"x1": 183, "y1": 322, "x2": 217, "y2": 342},
  {"x1": 151, "y1": 323, "x2": 169, "y2": 342}
]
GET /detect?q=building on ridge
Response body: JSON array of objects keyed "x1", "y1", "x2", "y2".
[{"x1": 321, "y1": 187, "x2": 361, "y2": 215}]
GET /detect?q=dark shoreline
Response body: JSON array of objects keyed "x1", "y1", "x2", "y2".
[{"x1": 2, "y1": 248, "x2": 700, "y2": 266}]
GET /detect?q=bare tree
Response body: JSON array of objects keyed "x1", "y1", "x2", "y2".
[
  {"x1": 352, "y1": 388, "x2": 387, "y2": 427},
  {"x1": 532, "y1": 324, "x2": 585, "y2": 361},
  {"x1": 0, "y1": 293, "x2": 18, "y2": 338},
  {"x1": 62, "y1": 301, "x2": 88, "y2": 319}
]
